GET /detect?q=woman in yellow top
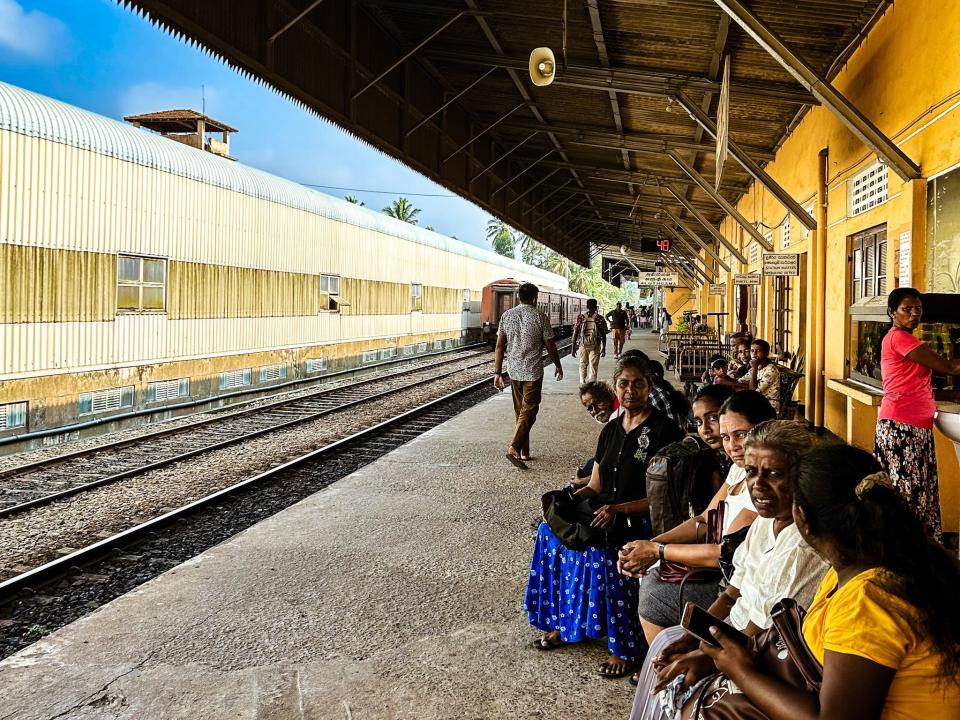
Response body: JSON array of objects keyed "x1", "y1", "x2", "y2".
[{"x1": 694, "y1": 443, "x2": 959, "y2": 720}]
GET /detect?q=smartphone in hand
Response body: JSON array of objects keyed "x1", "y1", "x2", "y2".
[{"x1": 680, "y1": 602, "x2": 750, "y2": 648}]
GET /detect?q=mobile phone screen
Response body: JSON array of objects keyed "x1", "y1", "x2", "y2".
[{"x1": 680, "y1": 602, "x2": 750, "y2": 648}]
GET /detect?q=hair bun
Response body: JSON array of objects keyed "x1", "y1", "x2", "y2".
[{"x1": 854, "y1": 471, "x2": 893, "y2": 499}]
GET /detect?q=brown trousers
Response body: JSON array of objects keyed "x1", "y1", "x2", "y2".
[{"x1": 510, "y1": 377, "x2": 543, "y2": 456}]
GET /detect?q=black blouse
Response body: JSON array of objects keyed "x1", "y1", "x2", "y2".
[{"x1": 594, "y1": 409, "x2": 685, "y2": 507}]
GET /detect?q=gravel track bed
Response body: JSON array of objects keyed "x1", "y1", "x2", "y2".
[
  {"x1": 0, "y1": 384, "x2": 497, "y2": 660},
  {"x1": 0, "y1": 348, "x2": 489, "y2": 474},
  {"x1": 0, "y1": 366, "x2": 493, "y2": 581}
]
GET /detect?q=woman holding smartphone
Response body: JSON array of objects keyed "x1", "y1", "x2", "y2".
[{"x1": 693, "y1": 444, "x2": 960, "y2": 720}]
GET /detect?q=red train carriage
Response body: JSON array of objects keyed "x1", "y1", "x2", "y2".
[{"x1": 480, "y1": 279, "x2": 588, "y2": 343}]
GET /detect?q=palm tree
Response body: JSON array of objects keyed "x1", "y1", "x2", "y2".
[
  {"x1": 344, "y1": 195, "x2": 365, "y2": 206},
  {"x1": 382, "y1": 197, "x2": 421, "y2": 225},
  {"x1": 486, "y1": 218, "x2": 515, "y2": 258}
]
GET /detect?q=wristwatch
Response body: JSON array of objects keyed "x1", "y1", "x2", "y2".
[{"x1": 658, "y1": 543, "x2": 667, "y2": 562}]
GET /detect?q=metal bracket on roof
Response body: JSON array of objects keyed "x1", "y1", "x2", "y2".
[
  {"x1": 661, "y1": 222, "x2": 727, "y2": 275},
  {"x1": 714, "y1": 0, "x2": 920, "y2": 182},
  {"x1": 352, "y1": 12, "x2": 466, "y2": 101},
  {"x1": 662, "y1": 197, "x2": 749, "y2": 266},
  {"x1": 443, "y1": 102, "x2": 526, "y2": 164},
  {"x1": 266, "y1": 0, "x2": 326, "y2": 69},
  {"x1": 490, "y1": 148, "x2": 557, "y2": 198},
  {"x1": 667, "y1": 151, "x2": 773, "y2": 251},
  {"x1": 406, "y1": 66, "x2": 499, "y2": 137},
  {"x1": 470, "y1": 131, "x2": 539, "y2": 183},
  {"x1": 675, "y1": 91, "x2": 817, "y2": 232}
]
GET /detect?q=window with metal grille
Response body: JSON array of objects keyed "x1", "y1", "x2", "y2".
[
  {"x1": 0, "y1": 402, "x2": 27, "y2": 430},
  {"x1": 78, "y1": 386, "x2": 135, "y2": 416},
  {"x1": 411, "y1": 283, "x2": 423, "y2": 312},
  {"x1": 402, "y1": 345, "x2": 415, "y2": 356},
  {"x1": 781, "y1": 219, "x2": 791, "y2": 249},
  {"x1": 306, "y1": 358, "x2": 327, "y2": 373},
  {"x1": 433, "y1": 340, "x2": 443, "y2": 350},
  {"x1": 117, "y1": 255, "x2": 166, "y2": 313},
  {"x1": 773, "y1": 276, "x2": 793, "y2": 357},
  {"x1": 319, "y1": 274, "x2": 341, "y2": 312},
  {"x1": 417, "y1": 342, "x2": 428, "y2": 353},
  {"x1": 258, "y1": 365, "x2": 287, "y2": 382},
  {"x1": 848, "y1": 163, "x2": 889, "y2": 216},
  {"x1": 219, "y1": 369, "x2": 252, "y2": 390},
  {"x1": 378, "y1": 348, "x2": 397, "y2": 360},
  {"x1": 851, "y1": 226, "x2": 888, "y2": 301},
  {"x1": 147, "y1": 378, "x2": 190, "y2": 403},
  {"x1": 361, "y1": 351, "x2": 378, "y2": 364},
  {"x1": 802, "y1": 203, "x2": 815, "y2": 240},
  {"x1": 445, "y1": 339, "x2": 454, "y2": 349}
]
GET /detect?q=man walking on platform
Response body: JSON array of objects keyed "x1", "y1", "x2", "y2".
[
  {"x1": 494, "y1": 283, "x2": 563, "y2": 469},
  {"x1": 606, "y1": 302, "x2": 629, "y2": 359},
  {"x1": 571, "y1": 298, "x2": 607, "y2": 384}
]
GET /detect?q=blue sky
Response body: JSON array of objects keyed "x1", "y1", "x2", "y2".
[{"x1": 0, "y1": 0, "x2": 498, "y2": 249}]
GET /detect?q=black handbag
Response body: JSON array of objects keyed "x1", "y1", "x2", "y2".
[{"x1": 541, "y1": 488, "x2": 605, "y2": 550}]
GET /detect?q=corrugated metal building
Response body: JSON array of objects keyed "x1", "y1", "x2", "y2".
[{"x1": 0, "y1": 81, "x2": 564, "y2": 439}]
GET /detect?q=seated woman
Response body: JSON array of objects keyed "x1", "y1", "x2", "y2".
[
  {"x1": 683, "y1": 444, "x2": 960, "y2": 719},
  {"x1": 524, "y1": 355, "x2": 684, "y2": 678},
  {"x1": 572, "y1": 380, "x2": 617, "y2": 487},
  {"x1": 629, "y1": 421, "x2": 829, "y2": 718},
  {"x1": 620, "y1": 390, "x2": 777, "y2": 647}
]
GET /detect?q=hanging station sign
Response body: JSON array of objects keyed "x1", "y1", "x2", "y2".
[
  {"x1": 762, "y1": 252, "x2": 801, "y2": 276},
  {"x1": 636, "y1": 272, "x2": 679, "y2": 287},
  {"x1": 733, "y1": 273, "x2": 762, "y2": 286},
  {"x1": 708, "y1": 283, "x2": 727, "y2": 296}
]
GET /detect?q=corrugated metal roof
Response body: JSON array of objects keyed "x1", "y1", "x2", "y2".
[{"x1": 0, "y1": 81, "x2": 566, "y2": 289}]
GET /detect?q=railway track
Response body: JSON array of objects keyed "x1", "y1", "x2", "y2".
[
  {"x1": 0, "y1": 348, "x2": 495, "y2": 516},
  {"x1": 0, "y1": 341, "x2": 571, "y2": 657}
]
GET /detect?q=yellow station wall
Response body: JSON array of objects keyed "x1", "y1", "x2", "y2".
[{"x1": 695, "y1": 0, "x2": 960, "y2": 530}]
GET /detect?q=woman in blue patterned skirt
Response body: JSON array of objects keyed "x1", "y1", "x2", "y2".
[{"x1": 524, "y1": 354, "x2": 684, "y2": 677}]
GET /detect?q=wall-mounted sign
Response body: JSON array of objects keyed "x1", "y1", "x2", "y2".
[
  {"x1": 898, "y1": 231, "x2": 911, "y2": 287},
  {"x1": 762, "y1": 252, "x2": 800, "y2": 276},
  {"x1": 733, "y1": 273, "x2": 761, "y2": 286},
  {"x1": 708, "y1": 283, "x2": 727, "y2": 296},
  {"x1": 636, "y1": 272, "x2": 679, "y2": 287}
]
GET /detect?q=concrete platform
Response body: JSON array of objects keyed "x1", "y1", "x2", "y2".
[{"x1": 0, "y1": 334, "x2": 663, "y2": 720}]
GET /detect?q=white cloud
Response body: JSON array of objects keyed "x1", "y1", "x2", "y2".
[
  {"x1": 118, "y1": 82, "x2": 223, "y2": 118},
  {"x1": 0, "y1": 0, "x2": 68, "y2": 61}
]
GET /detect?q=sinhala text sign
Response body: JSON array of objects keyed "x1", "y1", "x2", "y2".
[
  {"x1": 636, "y1": 272, "x2": 680, "y2": 287},
  {"x1": 733, "y1": 273, "x2": 761, "y2": 286},
  {"x1": 762, "y1": 253, "x2": 800, "y2": 276},
  {"x1": 708, "y1": 283, "x2": 726, "y2": 296}
]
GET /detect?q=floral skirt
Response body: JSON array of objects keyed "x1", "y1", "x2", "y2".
[
  {"x1": 874, "y1": 419, "x2": 942, "y2": 542},
  {"x1": 523, "y1": 522, "x2": 645, "y2": 662}
]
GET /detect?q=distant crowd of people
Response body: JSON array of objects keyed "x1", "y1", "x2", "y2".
[{"x1": 493, "y1": 282, "x2": 960, "y2": 717}]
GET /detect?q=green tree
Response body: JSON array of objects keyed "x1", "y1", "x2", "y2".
[
  {"x1": 344, "y1": 195, "x2": 365, "y2": 206},
  {"x1": 382, "y1": 197, "x2": 421, "y2": 225},
  {"x1": 519, "y1": 234, "x2": 550, "y2": 268},
  {"x1": 486, "y1": 218, "x2": 515, "y2": 258}
]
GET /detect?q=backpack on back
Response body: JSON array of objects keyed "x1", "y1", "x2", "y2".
[
  {"x1": 580, "y1": 314, "x2": 599, "y2": 349},
  {"x1": 646, "y1": 436, "x2": 717, "y2": 535}
]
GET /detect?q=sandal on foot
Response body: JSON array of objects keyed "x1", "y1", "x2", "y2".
[
  {"x1": 597, "y1": 660, "x2": 636, "y2": 679},
  {"x1": 628, "y1": 671, "x2": 641, "y2": 686},
  {"x1": 532, "y1": 634, "x2": 564, "y2": 651},
  {"x1": 505, "y1": 451, "x2": 528, "y2": 470}
]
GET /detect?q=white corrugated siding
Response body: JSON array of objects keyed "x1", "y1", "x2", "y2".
[
  {"x1": 0, "y1": 81, "x2": 565, "y2": 287},
  {"x1": 0, "y1": 81, "x2": 566, "y2": 378}
]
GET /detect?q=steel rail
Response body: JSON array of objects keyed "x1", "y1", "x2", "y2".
[
  {"x1": 0, "y1": 374, "x2": 498, "y2": 602},
  {"x1": 0, "y1": 341, "x2": 572, "y2": 602},
  {"x1": 0, "y1": 357, "x2": 495, "y2": 518},
  {"x1": 0, "y1": 345, "x2": 489, "y2": 480}
]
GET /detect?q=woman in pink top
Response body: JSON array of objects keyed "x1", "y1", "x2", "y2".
[{"x1": 875, "y1": 288, "x2": 960, "y2": 542}]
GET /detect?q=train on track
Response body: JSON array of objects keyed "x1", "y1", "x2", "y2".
[
  {"x1": 0, "y1": 82, "x2": 566, "y2": 445},
  {"x1": 480, "y1": 279, "x2": 589, "y2": 343}
]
